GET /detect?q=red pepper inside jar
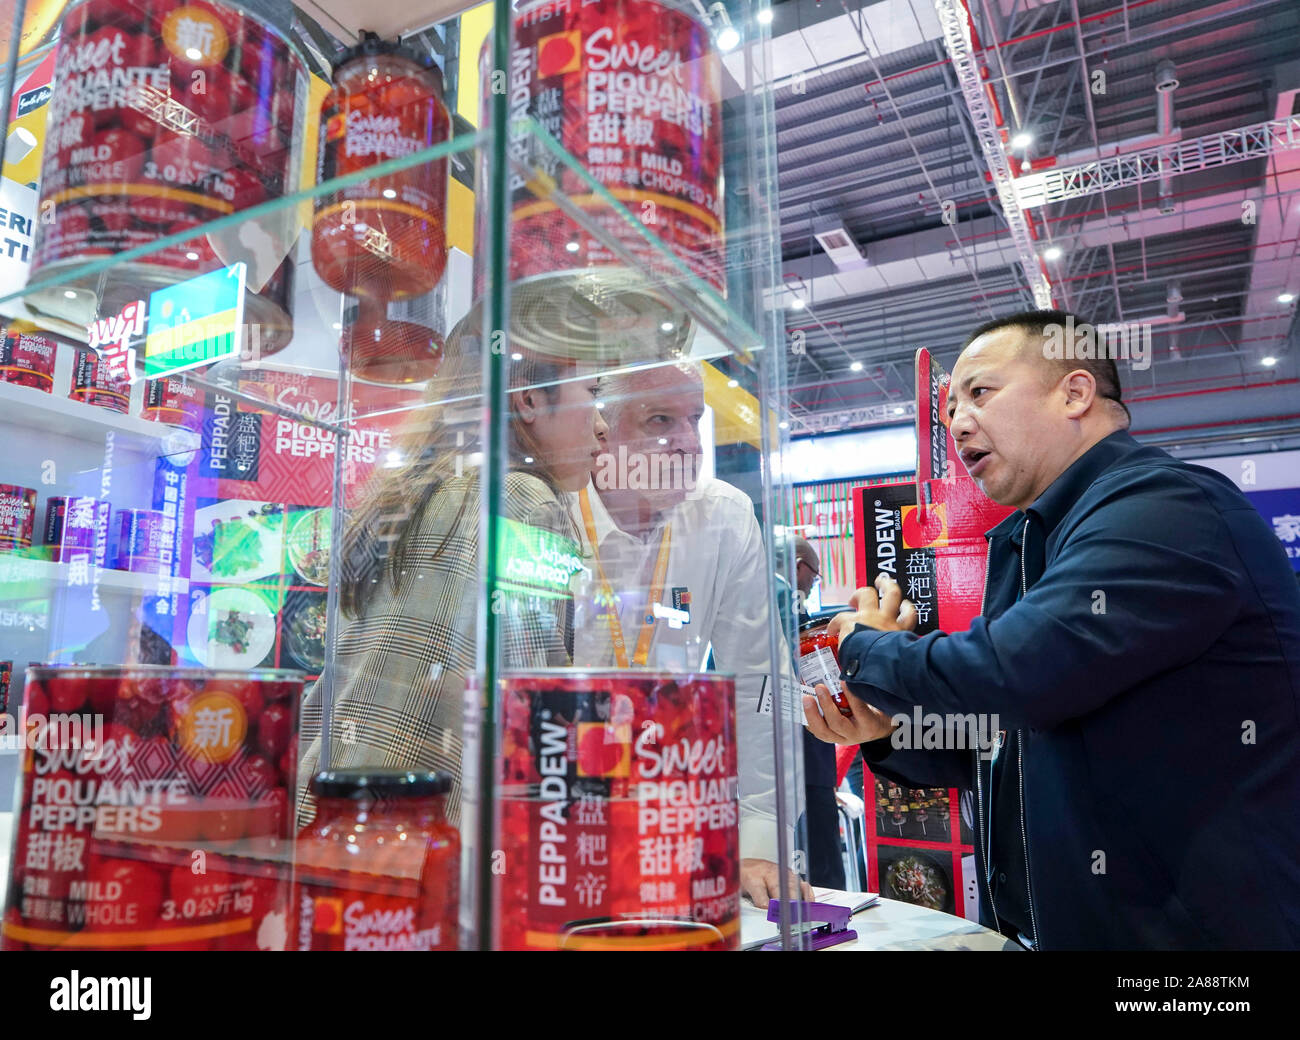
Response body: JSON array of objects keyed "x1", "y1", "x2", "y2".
[
  {"x1": 311, "y1": 33, "x2": 450, "y2": 302},
  {"x1": 295, "y1": 769, "x2": 459, "y2": 951},
  {"x1": 798, "y1": 617, "x2": 854, "y2": 718}
]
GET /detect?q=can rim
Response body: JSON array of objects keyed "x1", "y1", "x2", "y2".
[
  {"x1": 25, "y1": 665, "x2": 307, "y2": 680},
  {"x1": 498, "y1": 668, "x2": 736, "y2": 680}
]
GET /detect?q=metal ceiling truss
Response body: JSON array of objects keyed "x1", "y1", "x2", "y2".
[
  {"x1": 1017, "y1": 114, "x2": 1300, "y2": 209},
  {"x1": 935, "y1": 0, "x2": 1054, "y2": 308}
]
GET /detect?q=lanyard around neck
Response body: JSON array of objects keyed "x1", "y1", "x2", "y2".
[{"x1": 578, "y1": 487, "x2": 672, "y2": 668}]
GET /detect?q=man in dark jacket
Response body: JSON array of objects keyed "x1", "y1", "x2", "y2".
[{"x1": 803, "y1": 310, "x2": 1300, "y2": 950}]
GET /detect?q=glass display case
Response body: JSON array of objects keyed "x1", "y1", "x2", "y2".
[{"x1": 0, "y1": 0, "x2": 810, "y2": 950}]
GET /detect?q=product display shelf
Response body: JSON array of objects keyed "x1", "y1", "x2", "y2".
[{"x1": 0, "y1": 380, "x2": 200, "y2": 458}]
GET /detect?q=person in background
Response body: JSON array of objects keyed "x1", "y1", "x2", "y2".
[
  {"x1": 575, "y1": 361, "x2": 812, "y2": 906},
  {"x1": 296, "y1": 327, "x2": 606, "y2": 828},
  {"x1": 804, "y1": 309, "x2": 1300, "y2": 949}
]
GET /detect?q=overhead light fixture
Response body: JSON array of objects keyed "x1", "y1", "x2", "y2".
[
  {"x1": 524, "y1": 456, "x2": 534, "y2": 464},
  {"x1": 185, "y1": 251, "x2": 199, "y2": 261},
  {"x1": 1278, "y1": 292, "x2": 1295, "y2": 304},
  {"x1": 1262, "y1": 356, "x2": 1278, "y2": 367},
  {"x1": 894, "y1": 406, "x2": 905, "y2": 415},
  {"x1": 658, "y1": 438, "x2": 668, "y2": 445},
  {"x1": 778, "y1": 420, "x2": 789, "y2": 429},
  {"x1": 790, "y1": 297, "x2": 805, "y2": 310},
  {"x1": 727, "y1": 378, "x2": 739, "y2": 388},
  {"x1": 332, "y1": 322, "x2": 342, "y2": 331},
  {"x1": 1011, "y1": 131, "x2": 1033, "y2": 151},
  {"x1": 849, "y1": 361, "x2": 863, "y2": 372},
  {"x1": 565, "y1": 240, "x2": 580, "y2": 253},
  {"x1": 382, "y1": 188, "x2": 397, "y2": 199},
  {"x1": 185, "y1": 47, "x2": 203, "y2": 61},
  {"x1": 802, "y1": 491, "x2": 816, "y2": 504},
  {"x1": 756, "y1": 7, "x2": 773, "y2": 25},
  {"x1": 595, "y1": 401, "x2": 605, "y2": 410},
  {"x1": 510, "y1": 352, "x2": 523, "y2": 360},
  {"x1": 1043, "y1": 246, "x2": 1063, "y2": 261},
  {"x1": 710, "y1": 3, "x2": 740, "y2": 50},
  {"x1": 63, "y1": 289, "x2": 77, "y2": 299}
]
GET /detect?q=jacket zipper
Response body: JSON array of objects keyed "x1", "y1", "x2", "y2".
[
  {"x1": 974, "y1": 538, "x2": 999, "y2": 933},
  {"x1": 1018, "y1": 515, "x2": 1041, "y2": 950}
]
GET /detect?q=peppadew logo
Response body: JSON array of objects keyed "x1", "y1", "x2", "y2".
[
  {"x1": 537, "y1": 30, "x2": 581, "y2": 77},
  {"x1": 901, "y1": 503, "x2": 948, "y2": 548},
  {"x1": 576, "y1": 722, "x2": 631, "y2": 778}
]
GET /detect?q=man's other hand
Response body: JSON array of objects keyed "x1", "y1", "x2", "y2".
[
  {"x1": 802, "y1": 684, "x2": 897, "y2": 745},
  {"x1": 826, "y1": 573, "x2": 920, "y2": 645},
  {"x1": 741, "y1": 859, "x2": 814, "y2": 906}
]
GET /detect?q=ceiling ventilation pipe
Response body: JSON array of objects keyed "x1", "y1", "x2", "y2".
[{"x1": 1155, "y1": 60, "x2": 1179, "y2": 215}]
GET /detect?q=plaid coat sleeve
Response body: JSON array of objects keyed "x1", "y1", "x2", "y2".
[{"x1": 295, "y1": 472, "x2": 574, "y2": 830}]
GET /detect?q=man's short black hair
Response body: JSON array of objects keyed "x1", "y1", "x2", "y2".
[{"x1": 964, "y1": 309, "x2": 1131, "y2": 427}]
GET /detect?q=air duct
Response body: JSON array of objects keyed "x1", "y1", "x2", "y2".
[{"x1": 1155, "y1": 60, "x2": 1179, "y2": 215}]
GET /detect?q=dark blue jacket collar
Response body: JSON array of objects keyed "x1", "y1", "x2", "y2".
[{"x1": 986, "y1": 429, "x2": 1141, "y2": 543}]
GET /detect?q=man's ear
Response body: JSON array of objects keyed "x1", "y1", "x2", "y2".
[
  {"x1": 1062, "y1": 369, "x2": 1098, "y2": 418},
  {"x1": 512, "y1": 387, "x2": 539, "y2": 424}
]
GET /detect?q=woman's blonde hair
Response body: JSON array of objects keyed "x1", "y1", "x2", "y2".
[{"x1": 339, "y1": 317, "x2": 581, "y2": 617}]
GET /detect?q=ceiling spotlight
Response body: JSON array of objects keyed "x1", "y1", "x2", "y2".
[
  {"x1": 658, "y1": 438, "x2": 668, "y2": 445},
  {"x1": 894, "y1": 406, "x2": 905, "y2": 415},
  {"x1": 524, "y1": 456, "x2": 534, "y2": 464},
  {"x1": 778, "y1": 420, "x2": 789, "y2": 429},
  {"x1": 63, "y1": 289, "x2": 77, "y2": 299},
  {"x1": 660, "y1": 321, "x2": 674, "y2": 332},
  {"x1": 802, "y1": 491, "x2": 816, "y2": 504},
  {"x1": 757, "y1": 8, "x2": 773, "y2": 25},
  {"x1": 1043, "y1": 246, "x2": 1063, "y2": 262},
  {"x1": 185, "y1": 251, "x2": 199, "y2": 261},
  {"x1": 1278, "y1": 292, "x2": 1295, "y2": 304},
  {"x1": 382, "y1": 188, "x2": 397, "y2": 199},
  {"x1": 1262, "y1": 356, "x2": 1278, "y2": 367},
  {"x1": 717, "y1": 25, "x2": 740, "y2": 50},
  {"x1": 510, "y1": 352, "x2": 523, "y2": 361},
  {"x1": 727, "y1": 378, "x2": 739, "y2": 388},
  {"x1": 1011, "y1": 131, "x2": 1033, "y2": 151},
  {"x1": 595, "y1": 401, "x2": 605, "y2": 410},
  {"x1": 790, "y1": 297, "x2": 805, "y2": 310},
  {"x1": 565, "y1": 240, "x2": 580, "y2": 253},
  {"x1": 850, "y1": 361, "x2": 863, "y2": 372},
  {"x1": 185, "y1": 47, "x2": 203, "y2": 61},
  {"x1": 332, "y1": 322, "x2": 342, "y2": 331}
]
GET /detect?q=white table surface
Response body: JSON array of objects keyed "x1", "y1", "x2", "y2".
[{"x1": 0, "y1": 811, "x2": 1016, "y2": 951}]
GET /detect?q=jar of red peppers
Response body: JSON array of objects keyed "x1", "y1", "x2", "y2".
[
  {"x1": 798, "y1": 617, "x2": 854, "y2": 717},
  {"x1": 311, "y1": 34, "x2": 450, "y2": 302},
  {"x1": 295, "y1": 769, "x2": 458, "y2": 951}
]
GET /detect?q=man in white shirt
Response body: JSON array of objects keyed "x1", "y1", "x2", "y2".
[{"x1": 571, "y1": 361, "x2": 810, "y2": 905}]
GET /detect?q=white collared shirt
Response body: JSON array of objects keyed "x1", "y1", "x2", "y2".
[{"x1": 569, "y1": 477, "x2": 795, "y2": 863}]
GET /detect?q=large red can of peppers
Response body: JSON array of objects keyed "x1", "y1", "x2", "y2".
[
  {"x1": 1, "y1": 665, "x2": 304, "y2": 951},
  {"x1": 26, "y1": 0, "x2": 306, "y2": 354},
  {"x1": 473, "y1": 0, "x2": 723, "y2": 360},
  {"x1": 495, "y1": 670, "x2": 739, "y2": 950}
]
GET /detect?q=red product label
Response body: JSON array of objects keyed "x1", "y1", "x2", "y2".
[
  {"x1": 69, "y1": 349, "x2": 129, "y2": 413},
  {"x1": 0, "y1": 485, "x2": 37, "y2": 550},
  {"x1": 1, "y1": 667, "x2": 303, "y2": 951},
  {"x1": 0, "y1": 329, "x2": 57, "y2": 392},
  {"x1": 495, "y1": 672, "x2": 739, "y2": 950},
  {"x1": 477, "y1": 0, "x2": 725, "y2": 295},
  {"x1": 142, "y1": 375, "x2": 203, "y2": 431}
]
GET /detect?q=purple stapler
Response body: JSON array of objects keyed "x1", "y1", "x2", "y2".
[{"x1": 761, "y1": 900, "x2": 858, "y2": 951}]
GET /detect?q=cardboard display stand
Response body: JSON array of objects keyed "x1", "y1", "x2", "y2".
[{"x1": 848, "y1": 349, "x2": 1013, "y2": 920}]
